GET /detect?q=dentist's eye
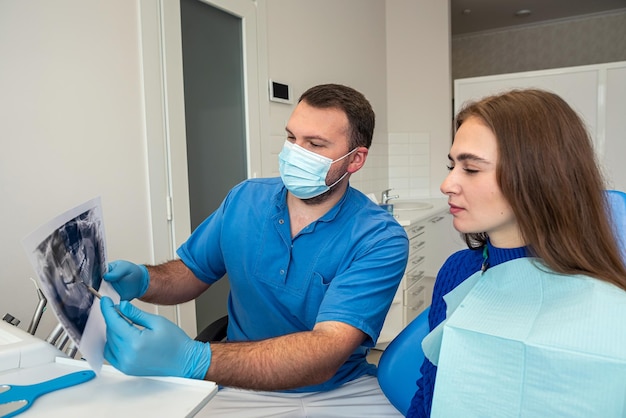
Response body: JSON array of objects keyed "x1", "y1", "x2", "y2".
[
  {"x1": 446, "y1": 165, "x2": 454, "y2": 171},
  {"x1": 464, "y1": 168, "x2": 479, "y2": 174}
]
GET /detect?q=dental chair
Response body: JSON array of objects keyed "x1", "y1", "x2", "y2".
[
  {"x1": 606, "y1": 189, "x2": 626, "y2": 261},
  {"x1": 375, "y1": 189, "x2": 626, "y2": 415},
  {"x1": 376, "y1": 307, "x2": 429, "y2": 415},
  {"x1": 195, "y1": 314, "x2": 228, "y2": 343}
]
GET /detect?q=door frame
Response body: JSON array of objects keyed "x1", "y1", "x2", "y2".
[{"x1": 139, "y1": 0, "x2": 268, "y2": 335}]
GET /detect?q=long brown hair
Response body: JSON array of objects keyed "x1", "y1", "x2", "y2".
[{"x1": 455, "y1": 89, "x2": 626, "y2": 291}]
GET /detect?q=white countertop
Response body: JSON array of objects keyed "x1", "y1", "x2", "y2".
[
  {"x1": 0, "y1": 322, "x2": 216, "y2": 417},
  {"x1": 391, "y1": 197, "x2": 448, "y2": 226}
]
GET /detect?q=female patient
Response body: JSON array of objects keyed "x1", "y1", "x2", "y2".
[{"x1": 407, "y1": 88, "x2": 626, "y2": 417}]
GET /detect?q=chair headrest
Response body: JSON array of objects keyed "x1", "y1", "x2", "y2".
[{"x1": 605, "y1": 190, "x2": 626, "y2": 262}]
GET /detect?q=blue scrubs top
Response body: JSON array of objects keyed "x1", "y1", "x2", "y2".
[{"x1": 178, "y1": 178, "x2": 409, "y2": 392}]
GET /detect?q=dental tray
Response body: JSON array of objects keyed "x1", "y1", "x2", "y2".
[{"x1": 0, "y1": 357, "x2": 217, "y2": 417}]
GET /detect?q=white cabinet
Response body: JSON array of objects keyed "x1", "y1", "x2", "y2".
[
  {"x1": 454, "y1": 61, "x2": 626, "y2": 191},
  {"x1": 603, "y1": 65, "x2": 626, "y2": 192},
  {"x1": 377, "y1": 206, "x2": 465, "y2": 348},
  {"x1": 402, "y1": 222, "x2": 429, "y2": 326}
]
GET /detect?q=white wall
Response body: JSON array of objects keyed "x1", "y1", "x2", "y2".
[
  {"x1": 0, "y1": 0, "x2": 452, "y2": 338},
  {"x1": 0, "y1": 0, "x2": 156, "y2": 338},
  {"x1": 261, "y1": 0, "x2": 452, "y2": 199},
  {"x1": 262, "y1": 0, "x2": 390, "y2": 196},
  {"x1": 386, "y1": 0, "x2": 452, "y2": 198}
]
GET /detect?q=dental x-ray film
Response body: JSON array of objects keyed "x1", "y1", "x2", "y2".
[{"x1": 22, "y1": 197, "x2": 114, "y2": 372}]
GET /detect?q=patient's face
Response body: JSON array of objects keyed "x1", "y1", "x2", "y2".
[{"x1": 440, "y1": 116, "x2": 522, "y2": 248}]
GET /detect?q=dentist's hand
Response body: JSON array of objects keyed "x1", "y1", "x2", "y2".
[
  {"x1": 100, "y1": 296, "x2": 211, "y2": 379},
  {"x1": 103, "y1": 260, "x2": 150, "y2": 301}
]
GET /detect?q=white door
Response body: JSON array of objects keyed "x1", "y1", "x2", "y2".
[
  {"x1": 180, "y1": 0, "x2": 248, "y2": 334},
  {"x1": 139, "y1": 0, "x2": 266, "y2": 336}
]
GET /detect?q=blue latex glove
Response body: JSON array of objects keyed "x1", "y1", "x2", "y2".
[
  {"x1": 103, "y1": 260, "x2": 150, "y2": 301},
  {"x1": 100, "y1": 296, "x2": 211, "y2": 379}
]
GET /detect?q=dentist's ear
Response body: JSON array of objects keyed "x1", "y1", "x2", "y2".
[{"x1": 347, "y1": 147, "x2": 369, "y2": 173}]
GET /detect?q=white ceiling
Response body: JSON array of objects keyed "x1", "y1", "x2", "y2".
[{"x1": 451, "y1": 0, "x2": 626, "y2": 36}]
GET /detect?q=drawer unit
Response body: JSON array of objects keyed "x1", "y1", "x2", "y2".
[
  {"x1": 406, "y1": 250, "x2": 426, "y2": 272},
  {"x1": 405, "y1": 268, "x2": 425, "y2": 288},
  {"x1": 376, "y1": 204, "x2": 465, "y2": 348},
  {"x1": 377, "y1": 218, "x2": 430, "y2": 347},
  {"x1": 406, "y1": 224, "x2": 427, "y2": 273},
  {"x1": 403, "y1": 277, "x2": 428, "y2": 324},
  {"x1": 405, "y1": 223, "x2": 426, "y2": 240}
]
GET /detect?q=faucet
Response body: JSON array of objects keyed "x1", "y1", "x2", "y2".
[{"x1": 381, "y1": 188, "x2": 399, "y2": 204}]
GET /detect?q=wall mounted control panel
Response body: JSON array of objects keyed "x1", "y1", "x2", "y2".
[{"x1": 269, "y1": 79, "x2": 292, "y2": 104}]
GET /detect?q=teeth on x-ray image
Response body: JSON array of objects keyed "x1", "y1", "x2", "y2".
[
  {"x1": 34, "y1": 209, "x2": 106, "y2": 344},
  {"x1": 23, "y1": 198, "x2": 107, "y2": 353}
]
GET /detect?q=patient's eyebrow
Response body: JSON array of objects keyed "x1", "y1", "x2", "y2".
[{"x1": 448, "y1": 153, "x2": 491, "y2": 164}]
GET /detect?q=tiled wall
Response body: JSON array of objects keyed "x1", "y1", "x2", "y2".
[
  {"x1": 349, "y1": 131, "x2": 390, "y2": 198},
  {"x1": 386, "y1": 132, "x2": 431, "y2": 200},
  {"x1": 349, "y1": 132, "x2": 431, "y2": 202}
]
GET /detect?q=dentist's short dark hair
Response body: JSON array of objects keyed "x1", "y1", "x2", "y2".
[{"x1": 299, "y1": 84, "x2": 375, "y2": 150}]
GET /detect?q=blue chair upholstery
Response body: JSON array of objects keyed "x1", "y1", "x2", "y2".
[
  {"x1": 605, "y1": 190, "x2": 626, "y2": 262},
  {"x1": 377, "y1": 190, "x2": 626, "y2": 415},
  {"x1": 377, "y1": 306, "x2": 429, "y2": 415}
]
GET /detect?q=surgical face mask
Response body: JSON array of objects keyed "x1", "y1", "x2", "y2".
[{"x1": 278, "y1": 140, "x2": 358, "y2": 199}]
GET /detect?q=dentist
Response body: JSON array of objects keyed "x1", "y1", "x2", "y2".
[{"x1": 100, "y1": 84, "x2": 409, "y2": 417}]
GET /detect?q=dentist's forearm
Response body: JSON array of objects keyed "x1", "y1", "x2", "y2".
[
  {"x1": 141, "y1": 259, "x2": 210, "y2": 305},
  {"x1": 204, "y1": 321, "x2": 366, "y2": 391}
]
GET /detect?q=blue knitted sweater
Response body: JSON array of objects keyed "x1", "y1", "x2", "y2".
[{"x1": 406, "y1": 242, "x2": 527, "y2": 418}]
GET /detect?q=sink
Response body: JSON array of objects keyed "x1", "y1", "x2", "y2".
[{"x1": 391, "y1": 200, "x2": 434, "y2": 211}]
